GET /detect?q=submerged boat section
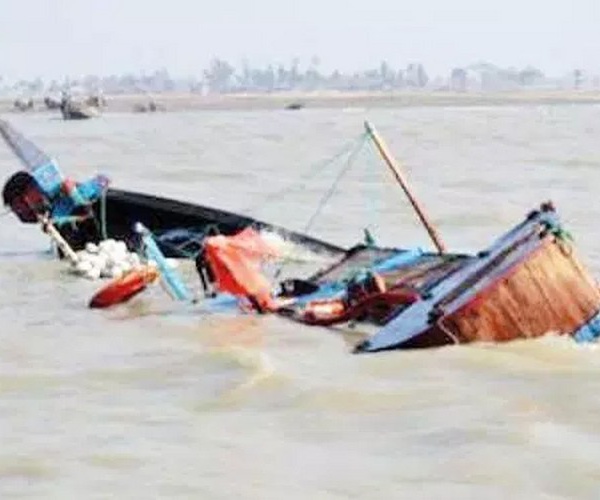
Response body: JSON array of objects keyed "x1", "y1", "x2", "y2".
[
  {"x1": 0, "y1": 119, "x2": 344, "y2": 259},
  {"x1": 91, "y1": 188, "x2": 344, "y2": 258},
  {"x1": 355, "y1": 203, "x2": 600, "y2": 351}
]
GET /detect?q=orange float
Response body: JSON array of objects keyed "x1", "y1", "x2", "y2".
[{"x1": 89, "y1": 266, "x2": 159, "y2": 309}]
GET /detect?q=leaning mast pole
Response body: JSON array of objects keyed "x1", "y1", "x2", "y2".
[{"x1": 364, "y1": 120, "x2": 447, "y2": 254}]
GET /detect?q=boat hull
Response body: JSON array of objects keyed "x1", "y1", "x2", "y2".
[
  {"x1": 432, "y1": 239, "x2": 600, "y2": 344},
  {"x1": 64, "y1": 188, "x2": 345, "y2": 259},
  {"x1": 356, "y1": 204, "x2": 600, "y2": 352},
  {"x1": 0, "y1": 118, "x2": 344, "y2": 259}
]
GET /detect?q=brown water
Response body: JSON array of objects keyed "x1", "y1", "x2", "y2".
[{"x1": 1, "y1": 105, "x2": 600, "y2": 499}]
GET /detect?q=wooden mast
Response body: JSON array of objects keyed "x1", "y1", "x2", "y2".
[{"x1": 364, "y1": 121, "x2": 447, "y2": 254}]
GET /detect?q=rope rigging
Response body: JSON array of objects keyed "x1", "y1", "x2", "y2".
[
  {"x1": 272, "y1": 132, "x2": 370, "y2": 279},
  {"x1": 300, "y1": 132, "x2": 369, "y2": 235},
  {"x1": 245, "y1": 132, "x2": 369, "y2": 216}
]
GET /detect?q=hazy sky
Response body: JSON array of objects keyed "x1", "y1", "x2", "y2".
[{"x1": 0, "y1": 0, "x2": 597, "y2": 80}]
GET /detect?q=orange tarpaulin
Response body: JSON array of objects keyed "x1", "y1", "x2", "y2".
[{"x1": 203, "y1": 228, "x2": 281, "y2": 311}]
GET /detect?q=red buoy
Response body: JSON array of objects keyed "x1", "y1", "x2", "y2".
[{"x1": 89, "y1": 266, "x2": 159, "y2": 309}]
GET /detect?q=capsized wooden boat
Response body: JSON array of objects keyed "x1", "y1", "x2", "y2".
[
  {"x1": 183, "y1": 122, "x2": 600, "y2": 351},
  {"x1": 198, "y1": 202, "x2": 600, "y2": 351},
  {"x1": 0, "y1": 119, "x2": 344, "y2": 259}
]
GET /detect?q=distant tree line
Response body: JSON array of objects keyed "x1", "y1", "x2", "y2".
[
  {"x1": 202, "y1": 58, "x2": 431, "y2": 92},
  {"x1": 0, "y1": 60, "x2": 592, "y2": 96}
]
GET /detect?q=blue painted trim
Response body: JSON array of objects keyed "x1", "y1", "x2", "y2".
[
  {"x1": 32, "y1": 160, "x2": 63, "y2": 198},
  {"x1": 293, "y1": 248, "x2": 425, "y2": 306},
  {"x1": 373, "y1": 248, "x2": 425, "y2": 273},
  {"x1": 135, "y1": 223, "x2": 192, "y2": 302},
  {"x1": 573, "y1": 310, "x2": 600, "y2": 343},
  {"x1": 198, "y1": 293, "x2": 240, "y2": 312}
]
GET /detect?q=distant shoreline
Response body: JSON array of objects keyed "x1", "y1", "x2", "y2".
[{"x1": 3, "y1": 90, "x2": 600, "y2": 114}]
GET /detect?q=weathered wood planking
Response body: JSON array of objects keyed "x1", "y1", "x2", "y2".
[{"x1": 431, "y1": 238, "x2": 600, "y2": 345}]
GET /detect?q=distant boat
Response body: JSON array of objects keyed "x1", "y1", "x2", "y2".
[
  {"x1": 285, "y1": 102, "x2": 305, "y2": 110},
  {"x1": 13, "y1": 98, "x2": 34, "y2": 112},
  {"x1": 60, "y1": 99, "x2": 99, "y2": 120},
  {"x1": 44, "y1": 96, "x2": 62, "y2": 110},
  {"x1": 132, "y1": 100, "x2": 165, "y2": 113}
]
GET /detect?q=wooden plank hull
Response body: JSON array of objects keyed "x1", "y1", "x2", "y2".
[
  {"x1": 441, "y1": 240, "x2": 600, "y2": 342},
  {"x1": 408, "y1": 240, "x2": 600, "y2": 349},
  {"x1": 356, "y1": 204, "x2": 600, "y2": 352}
]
